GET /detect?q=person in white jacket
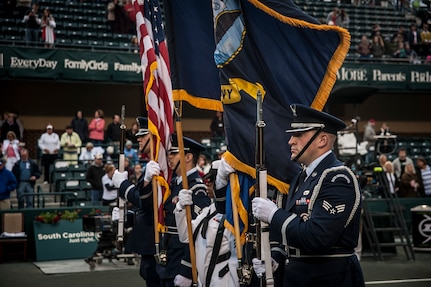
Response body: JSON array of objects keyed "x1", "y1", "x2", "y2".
[
  {"x1": 174, "y1": 160, "x2": 239, "y2": 287},
  {"x1": 1, "y1": 131, "x2": 22, "y2": 171}
]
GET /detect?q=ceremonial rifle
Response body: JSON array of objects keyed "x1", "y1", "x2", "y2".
[
  {"x1": 255, "y1": 91, "x2": 274, "y2": 287},
  {"x1": 116, "y1": 105, "x2": 127, "y2": 251},
  {"x1": 174, "y1": 104, "x2": 198, "y2": 287}
]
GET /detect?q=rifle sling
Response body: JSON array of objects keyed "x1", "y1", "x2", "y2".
[{"x1": 205, "y1": 214, "x2": 226, "y2": 287}]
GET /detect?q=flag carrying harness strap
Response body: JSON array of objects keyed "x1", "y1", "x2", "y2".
[{"x1": 205, "y1": 214, "x2": 226, "y2": 287}]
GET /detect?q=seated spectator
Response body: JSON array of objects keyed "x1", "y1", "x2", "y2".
[
  {"x1": 370, "y1": 33, "x2": 385, "y2": 58},
  {"x1": 79, "y1": 142, "x2": 97, "y2": 165},
  {"x1": 420, "y1": 23, "x2": 431, "y2": 57},
  {"x1": 393, "y1": 41, "x2": 408, "y2": 58},
  {"x1": 124, "y1": 140, "x2": 139, "y2": 167},
  {"x1": 357, "y1": 35, "x2": 371, "y2": 58}
]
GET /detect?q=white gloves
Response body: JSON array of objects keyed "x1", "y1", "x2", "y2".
[
  {"x1": 271, "y1": 257, "x2": 279, "y2": 272},
  {"x1": 173, "y1": 274, "x2": 192, "y2": 287},
  {"x1": 215, "y1": 158, "x2": 235, "y2": 188},
  {"x1": 252, "y1": 258, "x2": 265, "y2": 278},
  {"x1": 252, "y1": 257, "x2": 279, "y2": 278},
  {"x1": 112, "y1": 170, "x2": 128, "y2": 188},
  {"x1": 252, "y1": 197, "x2": 278, "y2": 223},
  {"x1": 111, "y1": 207, "x2": 120, "y2": 221},
  {"x1": 177, "y1": 189, "x2": 193, "y2": 210},
  {"x1": 144, "y1": 160, "x2": 161, "y2": 182}
]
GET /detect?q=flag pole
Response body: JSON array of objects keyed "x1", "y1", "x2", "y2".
[
  {"x1": 117, "y1": 105, "x2": 127, "y2": 251},
  {"x1": 174, "y1": 104, "x2": 198, "y2": 286},
  {"x1": 149, "y1": 135, "x2": 161, "y2": 262}
]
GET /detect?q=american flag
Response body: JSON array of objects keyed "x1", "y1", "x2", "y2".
[{"x1": 133, "y1": 0, "x2": 174, "y2": 225}]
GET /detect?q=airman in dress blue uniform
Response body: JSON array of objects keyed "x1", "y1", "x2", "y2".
[
  {"x1": 112, "y1": 116, "x2": 161, "y2": 287},
  {"x1": 252, "y1": 104, "x2": 365, "y2": 287},
  {"x1": 156, "y1": 134, "x2": 211, "y2": 287}
]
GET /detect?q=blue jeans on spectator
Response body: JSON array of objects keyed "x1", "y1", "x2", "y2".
[
  {"x1": 91, "y1": 189, "x2": 102, "y2": 206},
  {"x1": 16, "y1": 181, "x2": 34, "y2": 208},
  {"x1": 25, "y1": 28, "x2": 40, "y2": 46}
]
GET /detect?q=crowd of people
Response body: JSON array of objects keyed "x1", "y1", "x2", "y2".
[{"x1": 3, "y1": 0, "x2": 136, "y2": 48}]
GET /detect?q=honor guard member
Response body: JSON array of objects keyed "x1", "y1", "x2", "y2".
[
  {"x1": 252, "y1": 104, "x2": 365, "y2": 287},
  {"x1": 112, "y1": 116, "x2": 161, "y2": 287},
  {"x1": 215, "y1": 158, "x2": 286, "y2": 287},
  {"x1": 158, "y1": 134, "x2": 211, "y2": 287},
  {"x1": 175, "y1": 160, "x2": 239, "y2": 287}
]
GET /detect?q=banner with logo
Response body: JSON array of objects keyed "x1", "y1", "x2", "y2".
[
  {"x1": 33, "y1": 219, "x2": 97, "y2": 261},
  {"x1": 1, "y1": 46, "x2": 430, "y2": 89}
]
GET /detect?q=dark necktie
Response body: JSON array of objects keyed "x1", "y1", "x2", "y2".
[{"x1": 295, "y1": 170, "x2": 307, "y2": 193}]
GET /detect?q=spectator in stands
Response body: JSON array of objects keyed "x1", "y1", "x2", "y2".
[
  {"x1": 383, "y1": 161, "x2": 399, "y2": 196},
  {"x1": 378, "y1": 154, "x2": 388, "y2": 171},
  {"x1": 40, "y1": 8, "x2": 56, "y2": 48},
  {"x1": 86, "y1": 153, "x2": 105, "y2": 205},
  {"x1": 398, "y1": 163, "x2": 420, "y2": 197},
  {"x1": 379, "y1": 122, "x2": 390, "y2": 135},
  {"x1": 370, "y1": 23, "x2": 382, "y2": 38},
  {"x1": 106, "y1": 114, "x2": 122, "y2": 145},
  {"x1": 196, "y1": 154, "x2": 210, "y2": 178},
  {"x1": 38, "y1": 124, "x2": 60, "y2": 184},
  {"x1": 129, "y1": 162, "x2": 143, "y2": 185},
  {"x1": 12, "y1": 148, "x2": 41, "y2": 209},
  {"x1": 210, "y1": 111, "x2": 225, "y2": 139},
  {"x1": 325, "y1": 7, "x2": 340, "y2": 26},
  {"x1": 416, "y1": 156, "x2": 431, "y2": 197},
  {"x1": 393, "y1": 40, "x2": 408, "y2": 58},
  {"x1": 393, "y1": 147, "x2": 414, "y2": 179},
  {"x1": 339, "y1": 9, "x2": 350, "y2": 29},
  {"x1": 104, "y1": 145, "x2": 116, "y2": 165},
  {"x1": 79, "y1": 142, "x2": 97, "y2": 165},
  {"x1": 357, "y1": 35, "x2": 371, "y2": 58},
  {"x1": 420, "y1": 23, "x2": 431, "y2": 57},
  {"x1": 101, "y1": 163, "x2": 118, "y2": 206},
  {"x1": 0, "y1": 155, "x2": 17, "y2": 210},
  {"x1": 123, "y1": 0, "x2": 136, "y2": 34},
  {"x1": 123, "y1": 157, "x2": 134, "y2": 178},
  {"x1": 370, "y1": 33, "x2": 385, "y2": 58},
  {"x1": 0, "y1": 112, "x2": 21, "y2": 142},
  {"x1": 0, "y1": 111, "x2": 9, "y2": 129},
  {"x1": 106, "y1": 0, "x2": 117, "y2": 33},
  {"x1": 12, "y1": 112, "x2": 24, "y2": 141},
  {"x1": 1, "y1": 131, "x2": 22, "y2": 171},
  {"x1": 107, "y1": 0, "x2": 130, "y2": 34},
  {"x1": 22, "y1": 1, "x2": 41, "y2": 46},
  {"x1": 88, "y1": 109, "x2": 105, "y2": 146},
  {"x1": 60, "y1": 125, "x2": 82, "y2": 165},
  {"x1": 363, "y1": 119, "x2": 377, "y2": 164},
  {"x1": 405, "y1": 42, "x2": 421, "y2": 63},
  {"x1": 126, "y1": 121, "x2": 139, "y2": 144},
  {"x1": 391, "y1": 26, "x2": 408, "y2": 43},
  {"x1": 71, "y1": 110, "x2": 88, "y2": 143},
  {"x1": 408, "y1": 23, "x2": 422, "y2": 56},
  {"x1": 124, "y1": 140, "x2": 139, "y2": 167},
  {"x1": 131, "y1": 36, "x2": 139, "y2": 53}
]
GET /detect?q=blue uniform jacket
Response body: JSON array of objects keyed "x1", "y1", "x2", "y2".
[
  {"x1": 270, "y1": 152, "x2": 364, "y2": 286},
  {"x1": 271, "y1": 152, "x2": 362, "y2": 253},
  {"x1": 118, "y1": 170, "x2": 155, "y2": 256}
]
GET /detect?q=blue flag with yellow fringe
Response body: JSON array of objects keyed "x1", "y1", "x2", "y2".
[
  {"x1": 162, "y1": 0, "x2": 350, "y2": 240},
  {"x1": 213, "y1": 0, "x2": 350, "y2": 238},
  {"x1": 215, "y1": 0, "x2": 350, "y2": 192},
  {"x1": 163, "y1": 0, "x2": 222, "y2": 112}
]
